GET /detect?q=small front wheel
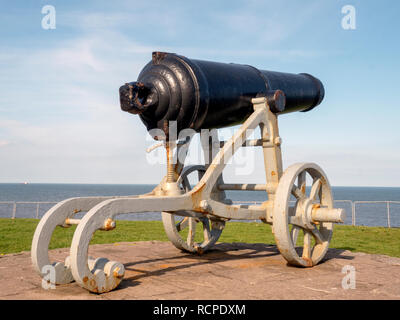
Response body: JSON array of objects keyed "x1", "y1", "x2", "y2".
[{"x1": 162, "y1": 165, "x2": 225, "y2": 253}]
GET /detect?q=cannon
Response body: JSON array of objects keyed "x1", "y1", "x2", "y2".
[
  {"x1": 119, "y1": 51, "x2": 324, "y2": 132},
  {"x1": 31, "y1": 52, "x2": 345, "y2": 293}
]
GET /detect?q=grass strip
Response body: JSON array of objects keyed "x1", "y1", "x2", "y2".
[{"x1": 1, "y1": 218, "x2": 399, "y2": 258}]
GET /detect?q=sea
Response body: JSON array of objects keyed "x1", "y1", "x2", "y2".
[{"x1": 0, "y1": 183, "x2": 399, "y2": 227}]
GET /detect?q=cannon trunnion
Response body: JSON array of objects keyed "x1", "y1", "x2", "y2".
[{"x1": 119, "y1": 51, "x2": 325, "y2": 133}]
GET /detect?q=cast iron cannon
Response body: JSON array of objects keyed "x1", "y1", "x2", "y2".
[
  {"x1": 119, "y1": 51, "x2": 324, "y2": 132},
  {"x1": 32, "y1": 52, "x2": 345, "y2": 293}
]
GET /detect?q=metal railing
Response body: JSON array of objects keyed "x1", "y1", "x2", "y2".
[
  {"x1": 0, "y1": 201, "x2": 57, "y2": 219},
  {"x1": 0, "y1": 200, "x2": 399, "y2": 228},
  {"x1": 232, "y1": 200, "x2": 400, "y2": 228},
  {"x1": 351, "y1": 200, "x2": 400, "y2": 228}
]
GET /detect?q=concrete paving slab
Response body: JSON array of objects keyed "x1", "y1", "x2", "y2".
[{"x1": 0, "y1": 241, "x2": 399, "y2": 300}]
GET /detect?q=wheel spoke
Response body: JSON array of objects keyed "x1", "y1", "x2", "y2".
[
  {"x1": 288, "y1": 206, "x2": 296, "y2": 217},
  {"x1": 176, "y1": 217, "x2": 189, "y2": 232},
  {"x1": 309, "y1": 178, "x2": 322, "y2": 201},
  {"x1": 298, "y1": 171, "x2": 306, "y2": 195},
  {"x1": 182, "y1": 176, "x2": 192, "y2": 192},
  {"x1": 302, "y1": 231, "x2": 312, "y2": 259},
  {"x1": 290, "y1": 226, "x2": 300, "y2": 246},
  {"x1": 289, "y1": 215, "x2": 304, "y2": 228},
  {"x1": 198, "y1": 170, "x2": 205, "y2": 180},
  {"x1": 291, "y1": 186, "x2": 304, "y2": 200},
  {"x1": 187, "y1": 218, "x2": 196, "y2": 246},
  {"x1": 202, "y1": 218, "x2": 211, "y2": 242},
  {"x1": 309, "y1": 225, "x2": 324, "y2": 244}
]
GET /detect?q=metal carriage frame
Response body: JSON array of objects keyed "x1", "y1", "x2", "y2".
[{"x1": 31, "y1": 97, "x2": 345, "y2": 293}]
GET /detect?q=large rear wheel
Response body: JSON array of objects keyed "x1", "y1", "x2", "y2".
[{"x1": 272, "y1": 163, "x2": 343, "y2": 267}]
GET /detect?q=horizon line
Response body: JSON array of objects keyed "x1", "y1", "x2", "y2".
[{"x1": 0, "y1": 182, "x2": 399, "y2": 188}]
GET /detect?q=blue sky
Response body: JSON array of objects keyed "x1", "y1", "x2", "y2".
[{"x1": 0, "y1": 0, "x2": 399, "y2": 186}]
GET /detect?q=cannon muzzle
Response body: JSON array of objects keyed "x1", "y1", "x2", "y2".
[{"x1": 120, "y1": 52, "x2": 325, "y2": 133}]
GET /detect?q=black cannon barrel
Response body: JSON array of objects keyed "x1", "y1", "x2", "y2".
[{"x1": 119, "y1": 51, "x2": 324, "y2": 133}]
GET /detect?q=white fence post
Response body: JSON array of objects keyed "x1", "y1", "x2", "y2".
[{"x1": 12, "y1": 202, "x2": 16, "y2": 219}]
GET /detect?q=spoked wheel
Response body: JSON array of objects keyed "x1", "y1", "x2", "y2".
[
  {"x1": 273, "y1": 163, "x2": 343, "y2": 267},
  {"x1": 161, "y1": 165, "x2": 225, "y2": 254}
]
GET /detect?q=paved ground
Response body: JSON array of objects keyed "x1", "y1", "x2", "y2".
[{"x1": 1, "y1": 241, "x2": 400, "y2": 300}]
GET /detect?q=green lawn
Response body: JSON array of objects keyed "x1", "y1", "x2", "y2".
[{"x1": 1, "y1": 218, "x2": 399, "y2": 258}]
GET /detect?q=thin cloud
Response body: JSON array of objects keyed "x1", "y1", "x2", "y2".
[
  {"x1": 0, "y1": 140, "x2": 10, "y2": 148},
  {"x1": 209, "y1": 0, "x2": 325, "y2": 45}
]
